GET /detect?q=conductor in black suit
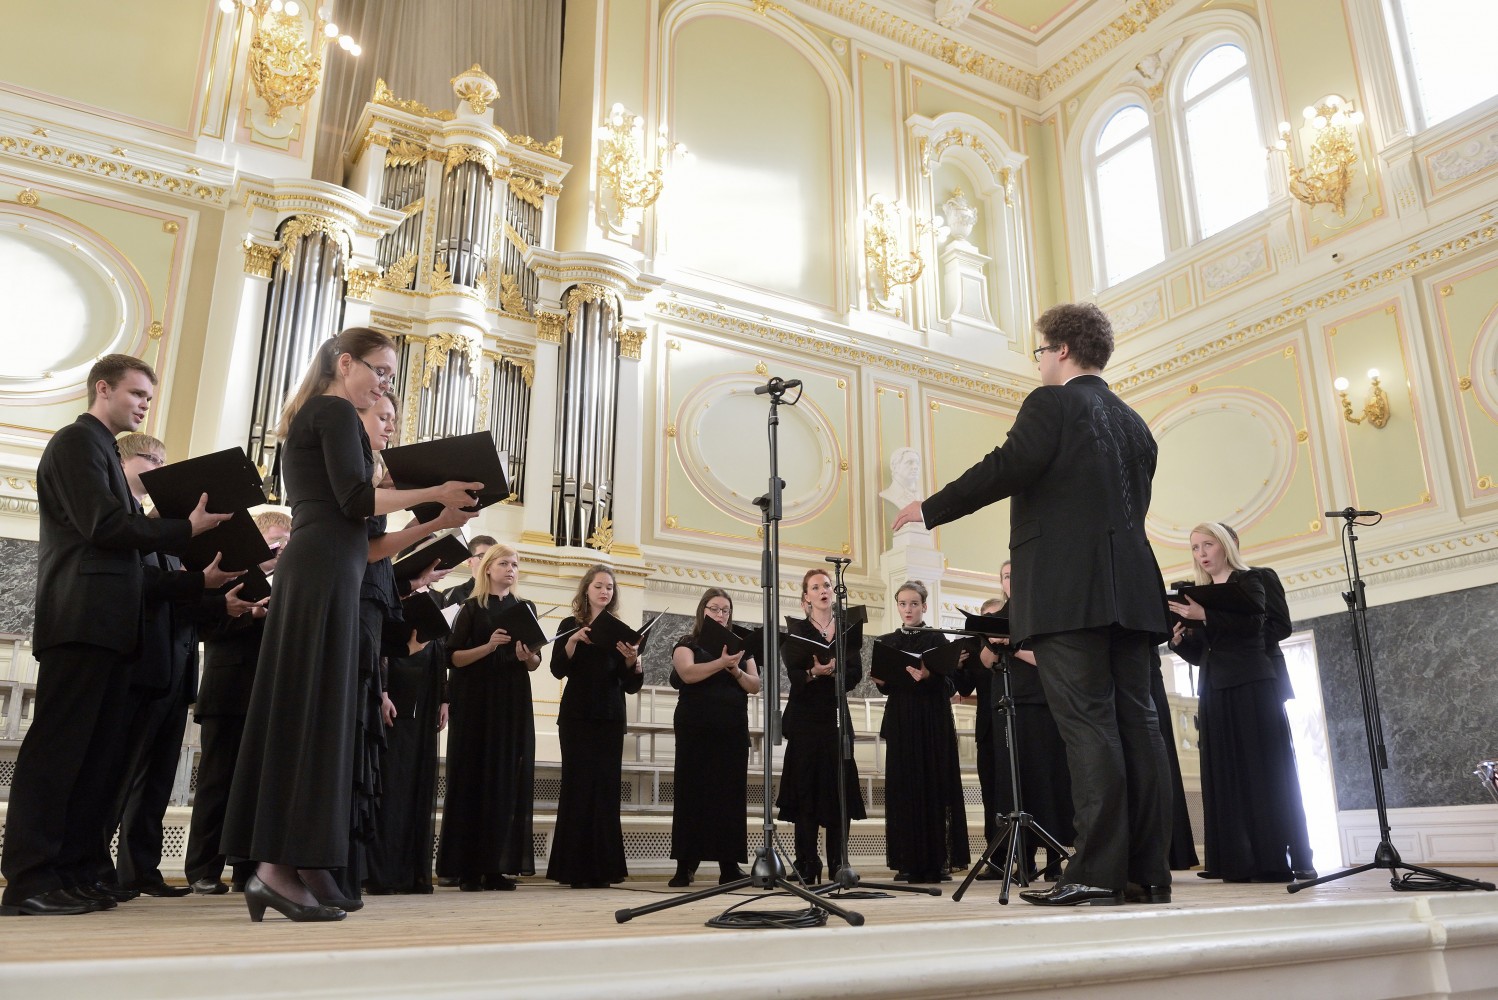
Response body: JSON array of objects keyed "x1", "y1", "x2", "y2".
[
  {"x1": 0, "y1": 355, "x2": 228, "y2": 916},
  {"x1": 892, "y1": 302, "x2": 1173, "y2": 907}
]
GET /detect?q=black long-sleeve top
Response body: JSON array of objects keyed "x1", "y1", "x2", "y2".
[{"x1": 549, "y1": 613, "x2": 644, "y2": 722}]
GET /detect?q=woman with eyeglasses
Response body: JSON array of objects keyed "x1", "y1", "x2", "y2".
[
  {"x1": 223, "y1": 329, "x2": 481, "y2": 923},
  {"x1": 665, "y1": 588, "x2": 761, "y2": 887}
]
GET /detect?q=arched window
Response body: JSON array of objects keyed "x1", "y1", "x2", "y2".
[
  {"x1": 1179, "y1": 43, "x2": 1268, "y2": 240},
  {"x1": 1388, "y1": 0, "x2": 1498, "y2": 130},
  {"x1": 1091, "y1": 104, "x2": 1166, "y2": 287}
]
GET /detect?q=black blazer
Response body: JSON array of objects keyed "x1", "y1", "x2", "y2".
[
  {"x1": 1171, "y1": 569, "x2": 1278, "y2": 690},
  {"x1": 1254, "y1": 564, "x2": 1296, "y2": 701},
  {"x1": 922, "y1": 374, "x2": 1168, "y2": 644},
  {"x1": 33, "y1": 414, "x2": 192, "y2": 655},
  {"x1": 126, "y1": 552, "x2": 222, "y2": 701},
  {"x1": 197, "y1": 607, "x2": 266, "y2": 718}
]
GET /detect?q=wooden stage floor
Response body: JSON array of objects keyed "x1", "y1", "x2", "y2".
[{"x1": 3, "y1": 867, "x2": 1498, "y2": 999}]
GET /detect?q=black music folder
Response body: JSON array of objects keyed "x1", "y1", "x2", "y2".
[
  {"x1": 487, "y1": 600, "x2": 551, "y2": 650},
  {"x1": 586, "y1": 609, "x2": 667, "y2": 654},
  {"x1": 871, "y1": 641, "x2": 922, "y2": 689},
  {"x1": 961, "y1": 611, "x2": 1010, "y2": 637},
  {"x1": 392, "y1": 529, "x2": 470, "y2": 581},
  {"x1": 923, "y1": 635, "x2": 981, "y2": 676},
  {"x1": 232, "y1": 565, "x2": 272, "y2": 604},
  {"x1": 1168, "y1": 580, "x2": 1262, "y2": 626},
  {"x1": 182, "y1": 509, "x2": 273, "y2": 575},
  {"x1": 140, "y1": 447, "x2": 267, "y2": 517},
  {"x1": 401, "y1": 590, "x2": 453, "y2": 643},
  {"x1": 381, "y1": 431, "x2": 510, "y2": 520},
  {"x1": 780, "y1": 622, "x2": 862, "y2": 673},
  {"x1": 697, "y1": 617, "x2": 769, "y2": 662}
]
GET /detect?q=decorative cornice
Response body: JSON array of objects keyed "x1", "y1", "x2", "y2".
[
  {"x1": 0, "y1": 496, "x2": 40, "y2": 518},
  {"x1": 1284, "y1": 527, "x2": 1498, "y2": 602},
  {"x1": 1036, "y1": 0, "x2": 1175, "y2": 97},
  {"x1": 653, "y1": 300, "x2": 1028, "y2": 403}
]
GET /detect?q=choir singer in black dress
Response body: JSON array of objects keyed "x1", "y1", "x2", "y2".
[
  {"x1": 1168, "y1": 522, "x2": 1311, "y2": 883},
  {"x1": 874, "y1": 581, "x2": 969, "y2": 884},
  {"x1": 667, "y1": 588, "x2": 760, "y2": 887},
  {"x1": 439, "y1": 543, "x2": 540, "y2": 890},
  {"x1": 222, "y1": 329, "x2": 481, "y2": 923},
  {"x1": 775, "y1": 568, "x2": 867, "y2": 885},
  {"x1": 547, "y1": 566, "x2": 642, "y2": 888}
]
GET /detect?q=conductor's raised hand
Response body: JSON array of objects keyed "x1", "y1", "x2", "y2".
[
  {"x1": 188, "y1": 493, "x2": 233, "y2": 536},
  {"x1": 201, "y1": 551, "x2": 245, "y2": 590},
  {"x1": 890, "y1": 499, "x2": 925, "y2": 532},
  {"x1": 434, "y1": 480, "x2": 485, "y2": 510}
]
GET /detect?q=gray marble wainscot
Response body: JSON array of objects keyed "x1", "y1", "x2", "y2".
[{"x1": 0, "y1": 537, "x2": 38, "y2": 635}]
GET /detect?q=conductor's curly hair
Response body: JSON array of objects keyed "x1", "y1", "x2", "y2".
[{"x1": 1035, "y1": 302, "x2": 1115, "y2": 371}]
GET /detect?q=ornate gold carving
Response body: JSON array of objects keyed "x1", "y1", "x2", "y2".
[
  {"x1": 400, "y1": 197, "x2": 425, "y2": 218},
  {"x1": 586, "y1": 517, "x2": 615, "y2": 555},
  {"x1": 421, "y1": 332, "x2": 482, "y2": 388},
  {"x1": 1478, "y1": 476, "x2": 1494, "y2": 491},
  {"x1": 840, "y1": 542, "x2": 852, "y2": 555},
  {"x1": 385, "y1": 138, "x2": 428, "y2": 167},
  {"x1": 839, "y1": 460, "x2": 849, "y2": 471},
  {"x1": 16, "y1": 188, "x2": 39, "y2": 206},
  {"x1": 1420, "y1": 491, "x2": 1432, "y2": 503},
  {"x1": 242, "y1": 241, "x2": 281, "y2": 277},
  {"x1": 564, "y1": 284, "x2": 615, "y2": 337},
  {"x1": 504, "y1": 356, "x2": 534, "y2": 387},
  {"x1": 429, "y1": 256, "x2": 455, "y2": 293},
  {"x1": 1441, "y1": 285, "x2": 1454, "y2": 296},
  {"x1": 666, "y1": 424, "x2": 677, "y2": 438},
  {"x1": 162, "y1": 220, "x2": 179, "y2": 234},
  {"x1": 507, "y1": 174, "x2": 546, "y2": 209},
  {"x1": 278, "y1": 215, "x2": 353, "y2": 272},
  {"x1": 346, "y1": 267, "x2": 380, "y2": 301},
  {"x1": 504, "y1": 222, "x2": 529, "y2": 255},
  {"x1": 450, "y1": 63, "x2": 499, "y2": 115},
  {"x1": 500, "y1": 273, "x2": 527, "y2": 314},
  {"x1": 618, "y1": 327, "x2": 646, "y2": 360},
  {"x1": 0, "y1": 135, "x2": 227, "y2": 202},
  {"x1": 1188, "y1": 384, "x2": 1198, "y2": 394},
  {"x1": 246, "y1": 2, "x2": 348, "y2": 125},
  {"x1": 1038, "y1": 0, "x2": 1173, "y2": 96},
  {"x1": 373, "y1": 79, "x2": 457, "y2": 121},
  {"x1": 751, "y1": 0, "x2": 791, "y2": 14},
  {"x1": 500, "y1": 129, "x2": 563, "y2": 159},
  {"x1": 536, "y1": 312, "x2": 564, "y2": 343},
  {"x1": 380, "y1": 252, "x2": 419, "y2": 291},
  {"x1": 755, "y1": 361, "x2": 769, "y2": 376},
  {"x1": 147, "y1": 321, "x2": 163, "y2": 340},
  {"x1": 1459, "y1": 376, "x2": 1473, "y2": 391},
  {"x1": 665, "y1": 515, "x2": 680, "y2": 529},
  {"x1": 1274, "y1": 97, "x2": 1364, "y2": 217},
  {"x1": 443, "y1": 144, "x2": 497, "y2": 175}
]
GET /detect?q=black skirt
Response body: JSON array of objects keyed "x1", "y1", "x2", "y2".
[
  {"x1": 671, "y1": 722, "x2": 748, "y2": 864},
  {"x1": 365, "y1": 642, "x2": 444, "y2": 892},
  {"x1": 776, "y1": 729, "x2": 867, "y2": 828},
  {"x1": 882, "y1": 684, "x2": 970, "y2": 874},
  {"x1": 1198, "y1": 676, "x2": 1307, "y2": 879},
  {"x1": 546, "y1": 718, "x2": 628, "y2": 884}
]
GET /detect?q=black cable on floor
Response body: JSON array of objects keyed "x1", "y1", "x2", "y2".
[{"x1": 704, "y1": 892, "x2": 829, "y2": 929}]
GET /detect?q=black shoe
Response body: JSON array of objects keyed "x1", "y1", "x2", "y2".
[
  {"x1": 793, "y1": 860, "x2": 822, "y2": 884},
  {"x1": 482, "y1": 874, "x2": 517, "y2": 891},
  {"x1": 129, "y1": 880, "x2": 192, "y2": 898},
  {"x1": 973, "y1": 862, "x2": 1004, "y2": 880},
  {"x1": 667, "y1": 872, "x2": 692, "y2": 888},
  {"x1": 1020, "y1": 883, "x2": 1124, "y2": 907},
  {"x1": 1251, "y1": 871, "x2": 1294, "y2": 883},
  {"x1": 191, "y1": 878, "x2": 229, "y2": 895},
  {"x1": 1196, "y1": 870, "x2": 1222, "y2": 879},
  {"x1": 458, "y1": 878, "x2": 484, "y2": 892},
  {"x1": 437, "y1": 876, "x2": 460, "y2": 888},
  {"x1": 1125, "y1": 883, "x2": 1172, "y2": 904},
  {"x1": 718, "y1": 865, "x2": 745, "y2": 885},
  {"x1": 243, "y1": 876, "x2": 346, "y2": 923},
  {"x1": 363, "y1": 885, "x2": 399, "y2": 895},
  {"x1": 892, "y1": 870, "x2": 912, "y2": 882},
  {"x1": 0, "y1": 888, "x2": 97, "y2": 916},
  {"x1": 1292, "y1": 868, "x2": 1318, "y2": 881},
  {"x1": 67, "y1": 884, "x2": 119, "y2": 909},
  {"x1": 230, "y1": 880, "x2": 247, "y2": 893},
  {"x1": 88, "y1": 881, "x2": 140, "y2": 902}
]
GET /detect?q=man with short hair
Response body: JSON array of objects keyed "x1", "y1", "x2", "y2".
[
  {"x1": 0, "y1": 355, "x2": 229, "y2": 916},
  {"x1": 893, "y1": 303, "x2": 1173, "y2": 907}
]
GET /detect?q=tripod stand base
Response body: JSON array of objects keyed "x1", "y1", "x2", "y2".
[
  {"x1": 613, "y1": 847, "x2": 866, "y2": 926},
  {"x1": 1287, "y1": 839, "x2": 1495, "y2": 894},
  {"x1": 814, "y1": 865, "x2": 942, "y2": 899},
  {"x1": 953, "y1": 811, "x2": 1071, "y2": 905}
]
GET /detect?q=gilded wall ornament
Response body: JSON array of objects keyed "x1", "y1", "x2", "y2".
[
  {"x1": 500, "y1": 273, "x2": 527, "y2": 314},
  {"x1": 443, "y1": 144, "x2": 497, "y2": 176},
  {"x1": 618, "y1": 327, "x2": 646, "y2": 360},
  {"x1": 242, "y1": 241, "x2": 281, "y2": 278},
  {"x1": 586, "y1": 516, "x2": 615, "y2": 554},
  {"x1": 429, "y1": 255, "x2": 455, "y2": 292},
  {"x1": 536, "y1": 312, "x2": 565, "y2": 343},
  {"x1": 421, "y1": 332, "x2": 483, "y2": 388},
  {"x1": 505, "y1": 356, "x2": 535, "y2": 387},
  {"x1": 346, "y1": 267, "x2": 380, "y2": 301},
  {"x1": 507, "y1": 174, "x2": 546, "y2": 209},
  {"x1": 385, "y1": 138, "x2": 428, "y2": 168},
  {"x1": 379, "y1": 252, "x2": 419, "y2": 291},
  {"x1": 372, "y1": 79, "x2": 457, "y2": 121},
  {"x1": 450, "y1": 64, "x2": 499, "y2": 115},
  {"x1": 147, "y1": 321, "x2": 163, "y2": 340},
  {"x1": 278, "y1": 215, "x2": 353, "y2": 272},
  {"x1": 16, "y1": 188, "x2": 40, "y2": 206}
]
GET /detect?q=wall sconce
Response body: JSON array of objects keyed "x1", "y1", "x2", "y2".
[
  {"x1": 864, "y1": 194, "x2": 945, "y2": 304},
  {"x1": 1334, "y1": 369, "x2": 1391, "y2": 428},
  {"x1": 595, "y1": 103, "x2": 687, "y2": 224},
  {"x1": 219, "y1": 0, "x2": 360, "y2": 125},
  {"x1": 1272, "y1": 95, "x2": 1364, "y2": 216}
]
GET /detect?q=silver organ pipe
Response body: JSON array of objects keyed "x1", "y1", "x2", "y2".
[
  {"x1": 247, "y1": 222, "x2": 347, "y2": 498},
  {"x1": 550, "y1": 288, "x2": 621, "y2": 546},
  {"x1": 436, "y1": 159, "x2": 491, "y2": 287},
  {"x1": 500, "y1": 182, "x2": 542, "y2": 311},
  {"x1": 486, "y1": 359, "x2": 530, "y2": 499},
  {"x1": 375, "y1": 147, "x2": 425, "y2": 288}
]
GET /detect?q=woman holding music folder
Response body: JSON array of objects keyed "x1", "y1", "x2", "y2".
[
  {"x1": 439, "y1": 543, "x2": 540, "y2": 890},
  {"x1": 872, "y1": 581, "x2": 970, "y2": 884},
  {"x1": 1168, "y1": 521, "x2": 1311, "y2": 883},
  {"x1": 775, "y1": 568, "x2": 867, "y2": 885},
  {"x1": 666, "y1": 587, "x2": 761, "y2": 887},
  {"x1": 547, "y1": 565, "x2": 643, "y2": 888},
  {"x1": 223, "y1": 329, "x2": 481, "y2": 924}
]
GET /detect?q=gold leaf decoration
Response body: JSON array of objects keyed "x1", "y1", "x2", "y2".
[{"x1": 379, "y1": 252, "x2": 418, "y2": 291}]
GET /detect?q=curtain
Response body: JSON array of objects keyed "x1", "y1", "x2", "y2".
[{"x1": 313, "y1": 0, "x2": 564, "y2": 184}]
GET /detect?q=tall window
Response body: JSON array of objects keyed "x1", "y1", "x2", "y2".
[
  {"x1": 1180, "y1": 43, "x2": 1269, "y2": 240},
  {"x1": 1389, "y1": 0, "x2": 1498, "y2": 129},
  {"x1": 1092, "y1": 105, "x2": 1166, "y2": 287}
]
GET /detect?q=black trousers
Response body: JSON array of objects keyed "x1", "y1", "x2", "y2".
[
  {"x1": 1, "y1": 643, "x2": 132, "y2": 903},
  {"x1": 1030, "y1": 626, "x2": 1171, "y2": 890},
  {"x1": 107, "y1": 688, "x2": 189, "y2": 887},
  {"x1": 185, "y1": 713, "x2": 252, "y2": 885}
]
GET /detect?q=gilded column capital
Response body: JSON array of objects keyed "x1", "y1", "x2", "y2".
[
  {"x1": 536, "y1": 312, "x2": 565, "y2": 343},
  {"x1": 243, "y1": 241, "x2": 281, "y2": 278},
  {"x1": 346, "y1": 267, "x2": 380, "y2": 301},
  {"x1": 618, "y1": 327, "x2": 646, "y2": 361}
]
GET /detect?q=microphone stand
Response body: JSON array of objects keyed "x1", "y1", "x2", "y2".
[
  {"x1": 952, "y1": 647, "x2": 1070, "y2": 904},
  {"x1": 815, "y1": 556, "x2": 938, "y2": 899},
  {"x1": 1287, "y1": 508, "x2": 1492, "y2": 895},
  {"x1": 616, "y1": 377, "x2": 863, "y2": 927}
]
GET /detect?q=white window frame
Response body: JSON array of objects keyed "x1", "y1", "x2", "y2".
[
  {"x1": 1084, "y1": 96, "x2": 1169, "y2": 290},
  {"x1": 1384, "y1": 0, "x2": 1498, "y2": 133}
]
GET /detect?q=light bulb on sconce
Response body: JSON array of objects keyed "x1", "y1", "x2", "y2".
[
  {"x1": 1274, "y1": 93, "x2": 1364, "y2": 216},
  {"x1": 1335, "y1": 369, "x2": 1391, "y2": 429},
  {"x1": 241, "y1": 0, "x2": 360, "y2": 125}
]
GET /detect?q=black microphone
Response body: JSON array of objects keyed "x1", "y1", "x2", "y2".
[
  {"x1": 824, "y1": 556, "x2": 851, "y2": 565},
  {"x1": 753, "y1": 377, "x2": 803, "y2": 395},
  {"x1": 1324, "y1": 507, "x2": 1380, "y2": 518}
]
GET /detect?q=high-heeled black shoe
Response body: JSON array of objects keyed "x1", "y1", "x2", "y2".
[{"x1": 244, "y1": 876, "x2": 347, "y2": 923}]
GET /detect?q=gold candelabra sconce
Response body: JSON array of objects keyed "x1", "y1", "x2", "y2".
[
  {"x1": 1272, "y1": 95, "x2": 1364, "y2": 217},
  {"x1": 220, "y1": 0, "x2": 360, "y2": 125},
  {"x1": 595, "y1": 103, "x2": 688, "y2": 225},
  {"x1": 864, "y1": 194, "x2": 945, "y2": 307},
  {"x1": 1335, "y1": 369, "x2": 1391, "y2": 429}
]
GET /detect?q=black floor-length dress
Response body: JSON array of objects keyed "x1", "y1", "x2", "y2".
[
  {"x1": 776, "y1": 616, "x2": 866, "y2": 870},
  {"x1": 1150, "y1": 647, "x2": 1200, "y2": 870},
  {"x1": 669, "y1": 638, "x2": 749, "y2": 868},
  {"x1": 437, "y1": 593, "x2": 537, "y2": 879},
  {"x1": 1173, "y1": 569, "x2": 1307, "y2": 881},
  {"x1": 365, "y1": 637, "x2": 446, "y2": 892},
  {"x1": 876, "y1": 627, "x2": 969, "y2": 880},
  {"x1": 223, "y1": 395, "x2": 374, "y2": 868},
  {"x1": 546, "y1": 616, "x2": 642, "y2": 885}
]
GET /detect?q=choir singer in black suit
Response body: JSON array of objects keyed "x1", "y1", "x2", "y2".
[
  {"x1": 892, "y1": 302, "x2": 1173, "y2": 907},
  {"x1": 1, "y1": 355, "x2": 229, "y2": 917}
]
